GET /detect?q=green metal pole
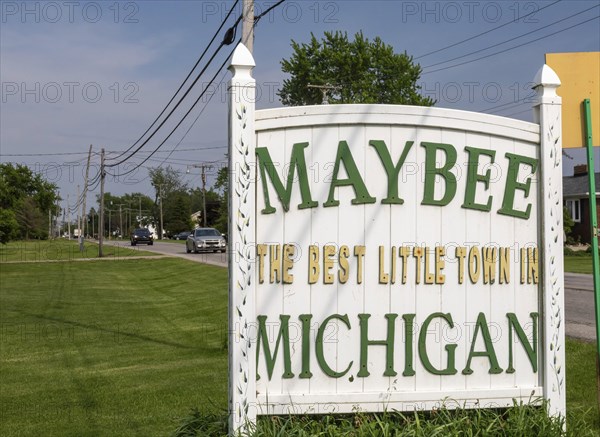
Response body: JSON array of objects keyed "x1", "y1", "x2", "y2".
[{"x1": 583, "y1": 99, "x2": 600, "y2": 365}]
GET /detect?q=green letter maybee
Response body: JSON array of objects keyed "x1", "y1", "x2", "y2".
[
  {"x1": 421, "y1": 142, "x2": 458, "y2": 206},
  {"x1": 256, "y1": 142, "x2": 318, "y2": 214},
  {"x1": 324, "y1": 141, "x2": 376, "y2": 207}
]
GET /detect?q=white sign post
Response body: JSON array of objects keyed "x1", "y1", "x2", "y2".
[
  {"x1": 533, "y1": 65, "x2": 566, "y2": 416},
  {"x1": 228, "y1": 43, "x2": 257, "y2": 433},
  {"x1": 227, "y1": 43, "x2": 565, "y2": 434}
]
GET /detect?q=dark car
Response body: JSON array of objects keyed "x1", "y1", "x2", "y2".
[
  {"x1": 186, "y1": 228, "x2": 226, "y2": 253},
  {"x1": 173, "y1": 231, "x2": 191, "y2": 240},
  {"x1": 131, "y1": 228, "x2": 153, "y2": 246}
]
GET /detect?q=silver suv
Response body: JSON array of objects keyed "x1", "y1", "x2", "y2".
[{"x1": 186, "y1": 228, "x2": 226, "y2": 253}]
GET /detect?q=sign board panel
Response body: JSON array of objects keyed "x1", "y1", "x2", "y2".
[
  {"x1": 227, "y1": 44, "x2": 565, "y2": 433},
  {"x1": 252, "y1": 105, "x2": 542, "y2": 412},
  {"x1": 546, "y1": 52, "x2": 599, "y2": 148}
]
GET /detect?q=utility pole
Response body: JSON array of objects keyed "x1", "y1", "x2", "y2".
[
  {"x1": 159, "y1": 185, "x2": 164, "y2": 240},
  {"x1": 98, "y1": 148, "x2": 105, "y2": 257},
  {"x1": 138, "y1": 196, "x2": 142, "y2": 226},
  {"x1": 307, "y1": 84, "x2": 341, "y2": 104},
  {"x1": 56, "y1": 194, "x2": 60, "y2": 239},
  {"x1": 62, "y1": 203, "x2": 66, "y2": 237},
  {"x1": 81, "y1": 144, "x2": 92, "y2": 241},
  {"x1": 242, "y1": 0, "x2": 254, "y2": 52},
  {"x1": 202, "y1": 165, "x2": 207, "y2": 227},
  {"x1": 188, "y1": 164, "x2": 211, "y2": 227},
  {"x1": 119, "y1": 204, "x2": 123, "y2": 239},
  {"x1": 48, "y1": 209, "x2": 51, "y2": 238},
  {"x1": 67, "y1": 194, "x2": 71, "y2": 239},
  {"x1": 77, "y1": 184, "x2": 81, "y2": 240}
]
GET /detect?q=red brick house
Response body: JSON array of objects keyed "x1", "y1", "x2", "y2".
[{"x1": 563, "y1": 165, "x2": 600, "y2": 244}]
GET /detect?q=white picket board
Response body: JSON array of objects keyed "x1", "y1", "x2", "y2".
[{"x1": 227, "y1": 43, "x2": 565, "y2": 432}]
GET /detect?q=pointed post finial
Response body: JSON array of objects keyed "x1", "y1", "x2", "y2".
[
  {"x1": 229, "y1": 43, "x2": 255, "y2": 81},
  {"x1": 533, "y1": 64, "x2": 561, "y2": 100}
]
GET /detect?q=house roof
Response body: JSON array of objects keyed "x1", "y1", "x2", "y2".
[{"x1": 563, "y1": 172, "x2": 600, "y2": 198}]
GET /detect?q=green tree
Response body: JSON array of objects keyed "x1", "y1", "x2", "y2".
[
  {"x1": 190, "y1": 187, "x2": 221, "y2": 228},
  {"x1": 212, "y1": 166, "x2": 229, "y2": 234},
  {"x1": 94, "y1": 192, "x2": 155, "y2": 238},
  {"x1": 564, "y1": 206, "x2": 576, "y2": 245},
  {"x1": 0, "y1": 163, "x2": 59, "y2": 242},
  {"x1": 163, "y1": 190, "x2": 192, "y2": 235},
  {"x1": 279, "y1": 31, "x2": 434, "y2": 107},
  {"x1": 148, "y1": 166, "x2": 188, "y2": 238},
  {"x1": 0, "y1": 209, "x2": 19, "y2": 244},
  {"x1": 16, "y1": 197, "x2": 47, "y2": 240}
]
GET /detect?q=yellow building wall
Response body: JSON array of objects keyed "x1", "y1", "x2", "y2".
[{"x1": 546, "y1": 52, "x2": 599, "y2": 148}]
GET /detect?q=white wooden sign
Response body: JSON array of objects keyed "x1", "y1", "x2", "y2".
[{"x1": 227, "y1": 43, "x2": 565, "y2": 434}]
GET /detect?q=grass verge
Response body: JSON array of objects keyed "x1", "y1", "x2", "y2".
[
  {"x1": 0, "y1": 258, "x2": 227, "y2": 436},
  {"x1": 564, "y1": 254, "x2": 595, "y2": 275},
  {"x1": 0, "y1": 239, "x2": 159, "y2": 262}
]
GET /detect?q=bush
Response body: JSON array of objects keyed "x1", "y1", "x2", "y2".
[{"x1": 585, "y1": 245, "x2": 599, "y2": 255}]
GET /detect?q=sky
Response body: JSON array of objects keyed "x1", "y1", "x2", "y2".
[{"x1": 1, "y1": 0, "x2": 599, "y2": 213}]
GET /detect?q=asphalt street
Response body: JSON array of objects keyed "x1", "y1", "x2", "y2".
[
  {"x1": 103, "y1": 239, "x2": 597, "y2": 342},
  {"x1": 564, "y1": 273, "x2": 596, "y2": 342},
  {"x1": 103, "y1": 239, "x2": 228, "y2": 268}
]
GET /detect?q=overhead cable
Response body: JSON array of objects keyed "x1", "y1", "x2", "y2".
[
  {"x1": 108, "y1": 0, "x2": 241, "y2": 162},
  {"x1": 422, "y1": 15, "x2": 600, "y2": 75},
  {"x1": 415, "y1": 0, "x2": 561, "y2": 59}
]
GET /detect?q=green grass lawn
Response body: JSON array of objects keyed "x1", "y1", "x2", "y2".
[
  {"x1": 0, "y1": 258, "x2": 227, "y2": 436},
  {"x1": 566, "y1": 339, "x2": 600, "y2": 431},
  {"x1": 0, "y1": 239, "x2": 159, "y2": 263},
  {"x1": 161, "y1": 239, "x2": 187, "y2": 244},
  {"x1": 1, "y1": 256, "x2": 598, "y2": 436},
  {"x1": 564, "y1": 254, "x2": 595, "y2": 274}
]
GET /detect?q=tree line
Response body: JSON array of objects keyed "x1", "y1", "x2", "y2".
[
  {"x1": 0, "y1": 163, "x2": 60, "y2": 243},
  {"x1": 93, "y1": 166, "x2": 228, "y2": 239}
]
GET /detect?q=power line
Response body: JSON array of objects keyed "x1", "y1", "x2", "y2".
[
  {"x1": 254, "y1": 0, "x2": 286, "y2": 24},
  {"x1": 106, "y1": 25, "x2": 238, "y2": 168},
  {"x1": 8, "y1": 1, "x2": 286, "y2": 165},
  {"x1": 105, "y1": 41, "x2": 240, "y2": 179},
  {"x1": 422, "y1": 4, "x2": 599, "y2": 70},
  {"x1": 414, "y1": 0, "x2": 561, "y2": 59},
  {"x1": 481, "y1": 96, "x2": 531, "y2": 113},
  {"x1": 1, "y1": 151, "x2": 94, "y2": 157},
  {"x1": 504, "y1": 108, "x2": 532, "y2": 118},
  {"x1": 108, "y1": 0, "x2": 241, "y2": 163},
  {"x1": 486, "y1": 101, "x2": 529, "y2": 115},
  {"x1": 422, "y1": 15, "x2": 600, "y2": 75},
  {"x1": 136, "y1": 68, "x2": 231, "y2": 182},
  {"x1": 5, "y1": 146, "x2": 228, "y2": 158}
]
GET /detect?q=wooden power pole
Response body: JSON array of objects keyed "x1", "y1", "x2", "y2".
[
  {"x1": 81, "y1": 144, "x2": 92, "y2": 242},
  {"x1": 242, "y1": 0, "x2": 254, "y2": 52},
  {"x1": 98, "y1": 148, "x2": 105, "y2": 257},
  {"x1": 159, "y1": 185, "x2": 164, "y2": 240},
  {"x1": 202, "y1": 165, "x2": 207, "y2": 227}
]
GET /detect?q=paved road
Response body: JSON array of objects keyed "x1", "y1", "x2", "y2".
[
  {"x1": 103, "y1": 239, "x2": 228, "y2": 268},
  {"x1": 104, "y1": 240, "x2": 597, "y2": 342},
  {"x1": 565, "y1": 273, "x2": 597, "y2": 343}
]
